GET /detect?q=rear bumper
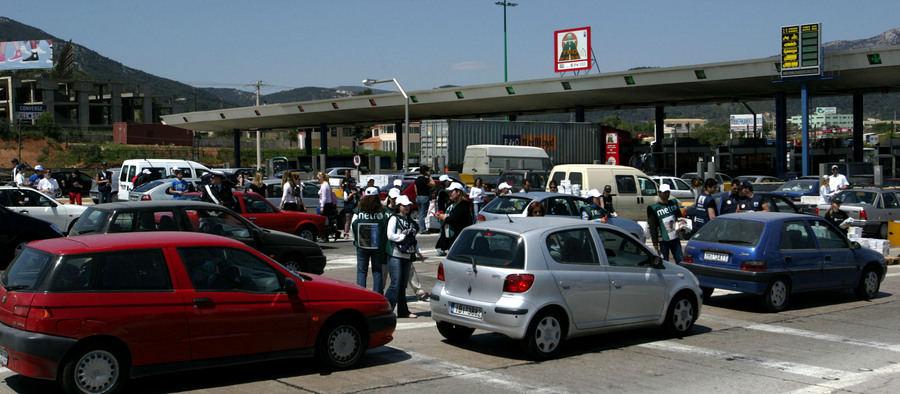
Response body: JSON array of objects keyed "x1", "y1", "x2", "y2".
[
  {"x1": 429, "y1": 283, "x2": 534, "y2": 340},
  {"x1": 678, "y1": 263, "x2": 778, "y2": 295},
  {"x1": 0, "y1": 322, "x2": 78, "y2": 380}
]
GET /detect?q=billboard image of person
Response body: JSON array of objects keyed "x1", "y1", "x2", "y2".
[{"x1": 0, "y1": 39, "x2": 53, "y2": 70}]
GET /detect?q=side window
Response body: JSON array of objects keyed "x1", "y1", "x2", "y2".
[
  {"x1": 569, "y1": 172, "x2": 583, "y2": 187},
  {"x1": 882, "y1": 192, "x2": 899, "y2": 209},
  {"x1": 662, "y1": 179, "x2": 674, "y2": 188},
  {"x1": 110, "y1": 212, "x2": 137, "y2": 233},
  {"x1": 810, "y1": 220, "x2": 849, "y2": 249},
  {"x1": 26, "y1": 190, "x2": 52, "y2": 206},
  {"x1": 674, "y1": 178, "x2": 692, "y2": 191},
  {"x1": 616, "y1": 175, "x2": 637, "y2": 194},
  {"x1": 572, "y1": 198, "x2": 589, "y2": 214},
  {"x1": 550, "y1": 172, "x2": 567, "y2": 187},
  {"x1": 245, "y1": 196, "x2": 274, "y2": 214},
  {"x1": 178, "y1": 247, "x2": 283, "y2": 292},
  {"x1": 303, "y1": 184, "x2": 319, "y2": 198},
  {"x1": 595, "y1": 228, "x2": 653, "y2": 267},
  {"x1": 780, "y1": 221, "x2": 813, "y2": 250},
  {"x1": 49, "y1": 250, "x2": 172, "y2": 291},
  {"x1": 770, "y1": 197, "x2": 793, "y2": 213},
  {"x1": 50, "y1": 255, "x2": 94, "y2": 291},
  {"x1": 545, "y1": 197, "x2": 572, "y2": 216},
  {"x1": 546, "y1": 228, "x2": 598, "y2": 265},
  {"x1": 637, "y1": 176, "x2": 657, "y2": 196},
  {"x1": 182, "y1": 169, "x2": 194, "y2": 178}
]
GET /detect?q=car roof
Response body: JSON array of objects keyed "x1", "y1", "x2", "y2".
[
  {"x1": 504, "y1": 191, "x2": 583, "y2": 199},
  {"x1": 469, "y1": 216, "x2": 614, "y2": 234},
  {"x1": 83, "y1": 200, "x2": 223, "y2": 211},
  {"x1": 29, "y1": 232, "x2": 244, "y2": 255},
  {"x1": 713, "y1": 212, "x2": 811, "y2": 222}
]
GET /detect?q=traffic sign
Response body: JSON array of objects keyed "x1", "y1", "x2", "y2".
[
  {"x1": 15, "y1": 104, "x2": 47, "y2": 120},
  {"x1": 781, "y1": 23, "x2": 821, "y2": 78},
  {"x1": 353, "y1": 154, "x2": 361, "y2": 167}
]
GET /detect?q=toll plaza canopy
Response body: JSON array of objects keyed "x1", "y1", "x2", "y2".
[{"x1": 161, "y1": 46, "x2": 900, "y2": 132}]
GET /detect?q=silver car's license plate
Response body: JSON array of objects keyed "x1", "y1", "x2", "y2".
[
  {"x1": 703, "y1": 252, "x2": 729, "y2": 263},
  {"x1": 450, "y1": 302, "x2": 483, "y2": 319}
]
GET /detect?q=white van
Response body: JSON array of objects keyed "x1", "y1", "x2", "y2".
[
  {"x1": 461, "y1": 145, "x2": 551, "y2": 175},
  {"x1": 548, "y1": 164, "x2": 659, "y2": 221},
  {"x1": 118, "y1": 159, "x2": 210, "y2": 201}
]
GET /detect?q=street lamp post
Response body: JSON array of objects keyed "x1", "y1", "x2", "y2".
[
  {"x1": 495, "y1": 1, "x2": 518, "y2": 82},
  {"x1": 362, "y1": 78, "x2": 409, "y2": 173}
]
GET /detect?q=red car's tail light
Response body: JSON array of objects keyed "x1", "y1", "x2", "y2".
[
  {"x1": 437, "y1": 263, "x2": 445, "y2": 281},
  {"x1": 815, "y1": 207, "x2": 819, "y2": 215},
  {"x1": 13, "y1": 306, "x2": 52, "y2": 319},
  {"x1": 741, "y1": 260, "x2": 767, "y2": 272},
  {"x1": 477, "y1": 215, "x2": 486, "y2": 221},
  {"x1": 503, "y1": 274, "x2": 535, "y2": 293},
  {"x1": 682, "y1": 254, "x2": 693, "y2": 263},
  {"x1": 860, "y1": 209, "x2": 867, "y2": 221},
  {"x1": 141, "y1": 195, "x2": 151, "y2": 201}
]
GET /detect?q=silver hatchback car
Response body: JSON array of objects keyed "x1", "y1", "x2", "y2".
[{"x1": 430, "y1": 217, "x2": 702, "y2": 359}]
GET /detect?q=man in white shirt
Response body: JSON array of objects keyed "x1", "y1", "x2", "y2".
[
  {"x1": 37, "y1": 168, "x2": 59, "y2": 195},
  {"x1": 828, "y1": 165, "x2": 849, "y2": 194},
  {"x1": 13, "y1": 165, "x2": 27, "y2": 186}
]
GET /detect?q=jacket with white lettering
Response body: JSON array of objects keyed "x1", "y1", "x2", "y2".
[{"x1": 647, "y1": 198, "x2": 683, "y2": 243}]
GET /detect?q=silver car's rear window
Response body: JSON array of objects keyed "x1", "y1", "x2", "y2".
[
  {"x1": 691, "y1": 218, "x2": 765, "y2": 246},
  {"x1": 448, "y1": 229, "x2": 525, "y2": 269},
  {"x1": 482, "y1": 197, "x2": 532, "y2": 215}
]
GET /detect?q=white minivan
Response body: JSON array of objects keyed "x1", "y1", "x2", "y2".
[
  {"x1": 118, "y1": 159, "x2": 210, "y2": 201},
  {"x1": 461, "y1": 145, "x2": 551, "y2": 175},
  {"x1": 548, "y1": 164, "x2": 659, "y2": 221}
]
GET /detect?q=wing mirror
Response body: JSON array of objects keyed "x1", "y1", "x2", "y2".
[
  {"x1": 850, "y1": 241, "x2": 861, "y2": 250},
  {"x1": 651, "y1": 256, "x2": 665, "y2": 268},
  {"x1": 284, "y1": 278, "x2": 299, "y2": 296}
]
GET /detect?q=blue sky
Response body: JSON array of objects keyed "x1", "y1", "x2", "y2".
[{"x1": 4, "y1": 1, "x2": 898, "y2": 94}]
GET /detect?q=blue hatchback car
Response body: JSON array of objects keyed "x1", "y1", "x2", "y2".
[{"x1": 680, "y1": 212, "x2": 886, "y2": 312}]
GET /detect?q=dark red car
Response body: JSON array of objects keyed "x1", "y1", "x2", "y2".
[
  {"x1": 0, "y1": 232, "x2": 395, "y2": 393},
  {"x1": 185, "y1": 191, "x2": 326, "y2": 241}
]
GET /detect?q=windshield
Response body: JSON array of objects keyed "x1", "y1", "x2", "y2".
[
  {"x1": 775, "y1": 180, "x2": 817, "y2": 193},
  {"x1": 835, "y1": 190, "x2": 876, "y2": 205},
  {"x1": 482, "y1": 196, "x2": 533, "y2": 215},
  {"x1": 692, "y1": 218, "x2": 765, "y2": 246},
  {"x1": 134, "y1": 180, "x2": 166, "y2": 193},
  {"x1": 71, "y1": 209, "x2": 111, "y2": 234},
  {"x1": 1, "y1": 248, "x2": 56, "y2": 291},
  {"x1": 448, "y1": 229, "x2": 525, "y2": 269}
]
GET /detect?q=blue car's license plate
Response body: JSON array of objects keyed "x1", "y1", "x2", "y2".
[{"x1": 703, "y1": 251, "x2": 730, "y2": 263}]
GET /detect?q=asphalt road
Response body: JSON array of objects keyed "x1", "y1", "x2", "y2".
[{"x1": 2, "y1": 233, "x2": 900, "y2": 393}]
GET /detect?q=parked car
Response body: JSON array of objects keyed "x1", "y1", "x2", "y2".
[
  {"x1": 772, "y1": 179, "x2": 821, "y2": 203},
  {"x1": 815, "y1": 188, "x2": 900, "y2": 238},
  {"x1": 128, "y1": 179, "x2": 194, "y2": 202},
  {"x1": 495, "y1": 169, "x2": 551, "y2": 193},
  {"x1": 681, "y1": 212, "x2": 887, "y2": 312},
  {"x1": 680, "y1": 172, "x2": 733, "y2": 193},
  {"x1": 0, "y1": 206, "x2": 64, "y2": 268},
  {"x1": 477, "y1": 192, "x2": 646, "y2": 242},
  {"x1": 264, "y1": 179, "x2": 342, "y2": 214},
  {"x1": 651, "y1": 176, "x2": 697, "y2": 201},
  {"x1": 883, "y1": 178, "x2": 900, "y2": 187},
  {"x1": 0, "y1": 232, "x2": 396, "y2": 393},
  {"x1": 0, "y1": 186, "x2": 88, "y2": 234},
  {"x1": 430, "y1": 218, "x2": 702, "y2": 359},
  {"x1": 89, "y1": 168, "x2": 122, "y2": 204},
  {"x1": 68, "y1": 200, "x2": 327, "y2": 274},
  {"x1": 231, "y1": 191, "x2": 325, "y2": 240},
  {"x1": 734, "y1": 175, "x2": 783, "y2": 192},
  {"x1": 687, "y1": 192, "x2": 807, "y2": 223}
]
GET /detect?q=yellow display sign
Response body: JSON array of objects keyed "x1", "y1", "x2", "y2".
[{"x1": 781, "y1": 23, "x2": 821, "y2": 77}]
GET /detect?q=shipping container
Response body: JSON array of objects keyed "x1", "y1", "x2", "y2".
[
  {"x1": 419, "y1": 119, "x2": 635, "y2": 172},
  {"x1": 113, "y1": 122, "x2": 193, "y2": 146}
]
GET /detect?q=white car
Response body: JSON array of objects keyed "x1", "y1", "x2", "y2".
[
  {"x1": 0, "y1": 186, "x2": 87, "y2": 234},
  {"x1": 651, "y1": 176, "x2": 697, "y2": 201}
]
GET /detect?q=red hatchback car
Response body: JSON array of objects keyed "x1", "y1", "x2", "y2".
[
  {"x1": 184, "y1": 191, "x2": 326, "y2": 241},
  {"x1": 0, "y1": 232, "x2": 395, "y2": 393}
]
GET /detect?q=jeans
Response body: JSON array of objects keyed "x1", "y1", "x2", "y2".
[
  {"x1": 385, "y1": 256, "x2": 413, "y2": 315},
  {"x1": 659, "y1": 239, "x2": 683, "y2": 263},
  {"x1": 473, "y1": 202, "x2": 482, "y2": 223},
  {"x1": 416, "y1": 196, "x2": 430, "y2": 233},
  {"x1": 99, "y1": 190, "x2": 112, "y2": 204},
  {"x1": 356, "y1": 248, "x2": 384, "y2": 294}
]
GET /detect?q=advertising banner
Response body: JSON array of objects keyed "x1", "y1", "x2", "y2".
[
  {"x1": 605, "y1": 132, "x2": 619, "y2": 165},
  {"x1": 16, "y1": 105, "x2": 47, "y2": 120},
  {"x1": 0, "y1": 40, "x2": 53, "y2": 70},
  {"x1": 554, "y1": 27, "x2": 591, "y2": 73},
  {"x1": 729, "y1": 114, "x2": 764, "y2": 132}
]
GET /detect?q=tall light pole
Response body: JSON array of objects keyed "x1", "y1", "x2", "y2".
[
  {"x1": 495, "y1": 1, "x2": 517, "y2": 82},
  {"x1": 363, "y1": 78, "x2": 409, "y2": 173}
]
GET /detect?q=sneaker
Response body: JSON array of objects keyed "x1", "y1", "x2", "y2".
[{"x1": 22, "y1": 52, "x2": 38, "y2": 63}]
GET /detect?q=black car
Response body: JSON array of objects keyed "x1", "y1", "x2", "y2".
[
  {"x1": 686, "y1": 192, "x2": 807, "y2": 219},
  {"x1": 0, "y1": 206, "x2": 64, "y2": 268},
  {"x1": 68, "y1": 201, "x2": 327, "y2": 274}
]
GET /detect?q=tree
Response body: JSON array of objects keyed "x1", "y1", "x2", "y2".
[{"x1": 692, "y1": 122, "x2": 730, "y2": 148}]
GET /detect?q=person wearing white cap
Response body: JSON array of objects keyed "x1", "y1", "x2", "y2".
[
  {"x1": 828, "y1": 164, "x2": 849, "y2": 194},
  {"x1": 647, "y1": 183, "x2": 684, "y2": 263},
  {"x1": 385, "y1": 194, "x2": 424, "y2": 318},
  {"x1": 201, "y1": 170, "x2": 236, "y2": 210},
  {"x1": 497, "y1": 182, "x2": 512, "y2": 196},
  {"x1": 435, "y1": 182, "x2": 473, "y2": 255},
  {"x1": 581, "y1": 189, "x2": 607, "y2": 222},
  {"x1": 434, "y1": 174, "x2": 452, "y2": 214},
  {"x1": 27, "y1": 165, "x2": 44, "y2": 187},
  {"x1": 351, "y1": 186, "x2": 388, "y2": 294}
]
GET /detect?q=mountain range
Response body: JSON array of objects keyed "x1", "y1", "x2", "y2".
[{"x1": 1, "y1": 17, "x2": 898, "y2": 123}]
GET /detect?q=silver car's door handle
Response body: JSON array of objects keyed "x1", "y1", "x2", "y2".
[
  {"x1": 612, "y1": 280, "x2": 624, "y2": 288},
  {"x1": 558, "y1": 281, "x2": 572, "y2": 289}
]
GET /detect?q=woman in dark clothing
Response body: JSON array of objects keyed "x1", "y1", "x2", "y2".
[{"x1": 435, "y1": 182, "x2": 473, "y2": 252}]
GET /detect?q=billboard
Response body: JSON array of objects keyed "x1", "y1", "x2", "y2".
[
  {"x1": 729, "y1": 114, "x2": 764, "y2": 132},
  {"x1": 816, "y1": 107, "x2": 837, "y2": 115},
  {"x1": 0, "y1": 39, "x2": 53, "y2": 70},
  {"x1": 554, "y1": 27, "x2": 591, "y2": 72},
  {"x1": 780, "y1": 23, "x2": 821, "y2": 77}
]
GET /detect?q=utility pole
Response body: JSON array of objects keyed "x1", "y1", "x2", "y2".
[
  {"x1": 495, "y1": 2, "x2": 518, "y2": 83},
  {"x1": 247, "y1": 80, "x2": 270, "y2": 171}
]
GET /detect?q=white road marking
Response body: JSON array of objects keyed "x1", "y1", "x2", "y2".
[{"x1": 367, "y1": 346, "x2": 571, "y2": 394}]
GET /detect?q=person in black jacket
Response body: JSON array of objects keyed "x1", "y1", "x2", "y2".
[
  {"x1": 201, "y1": 171, "x2": 236, "y2": 210},
  {"x1": 435, "y1": 182, "x2": 472, "y2": 253}
]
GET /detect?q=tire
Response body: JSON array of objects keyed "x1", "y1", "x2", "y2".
[
  {"x1": 760, "y1": 278, "x2": 790, "y2": 312},
  {"x1": 878, "y1": 223, "x2": 888, "y2": 239},
  {"x1": 521, "y1": 311, "x2": 565, "y2": 360},
  {"x1": 60, "y1": 343, "x2": 128, "y2": 394},
  {"x1": 280, "y1": 254, "x2": 305, "y2": 273},
  {"x1": 700, "y1": 287, "x2": 715, "y2": 302},
  {"x1": 854, "y1": 266, "x2": 881, "y2": 300},
  {"x1": 316, "y1": 317, "x2": 367, "y2": 370},
  {"x1": 663, "y1": 294, "x2": 696, "y2": 337},
  {"x1": 295, "y1": 225, "x2": 317, "y2": 241},
  {"x1": 436, "y1": 321, "x2": 475, "y2": 342}
]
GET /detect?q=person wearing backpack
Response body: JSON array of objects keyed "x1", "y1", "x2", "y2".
[
  {"x1": 386, "y1": 195, "x2": 424, "y2": 318},
  {"x1": 351, "y1": 188, "x2": 388, "y2": 293},
  {"x1": 280, "y1": 175, "x2": 300, "y2": 211}
]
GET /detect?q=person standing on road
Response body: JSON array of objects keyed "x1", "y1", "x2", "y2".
[
  {"x1": 648, "y1": 184, "x2": 684, "y2": 263},
  {"x1": 414, "y1": 166, "x2": 435, "y2": 233},
  {"x1": 95, "y1": 162, "x2": 114, "y2": 204},
  {"x1": 600, "y1": 184, "x2": 617, "y2": 217},
  {"x1": 10, "y1": 158, "x2": 25, "y2": 183},
  {"x1": 247, "y1": 172, "x2": 267, "y2": 198},
  {"x1": 824, "y1": 198, "x2": 850, "y2": 234},
  {"x1": 351, "y1": 188, "x2": 387, "y2": 294},
  {"x1": 386, "y1": 195, "x2": 424, "y2": 318},
  {"x1": 36, "y1": 168, "x2": 59, "y2": 196},
  {"x1": 343, "y1": 179, "x2": 361, "y2": 239},
  {"x1": 279, "y1": 175, "x2": 299, "y2": 211},
  {"x1": 581, "y1": 189, "x2": 608, "y2": 222},
  {"x1": 692, "y1": 178, "x2": 718, "y2": 232},
  {"x1": 201, "y1": 171, "x2": 235, "y2": 210},
  {"x1": 27, "y1": 165, "x2": 43, "y2": 188},
  {"x1": 13, "y1": 161, "x2": 27, "y2": 187},
  {"x1": 718, "y1": 179, "x2": 743, "y2": 215},
  {"x1": 469, "y1": 177, "x2": 485, "y2": 219},
  {"x1": 828, "y1": 165, "x2": 849, "y2": 193},
  {"x1": 66, "y1": 170, "x2": 86, "y2": 205},
  {"x1": 819, "y1": 176, "x2": 834, "y2": 204},
  {"x1": 382, "y1": 187, "x2": 428, "y2": 301},
  {"x1": 436, "y1": 183, "x2": 473, "y2": 254},
  {"x1": 738, "y1": 181, "x2": 769, "y2": 212},
  {"x1": 168, "y1": 169, "x2": 190, "y2": 200}
]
